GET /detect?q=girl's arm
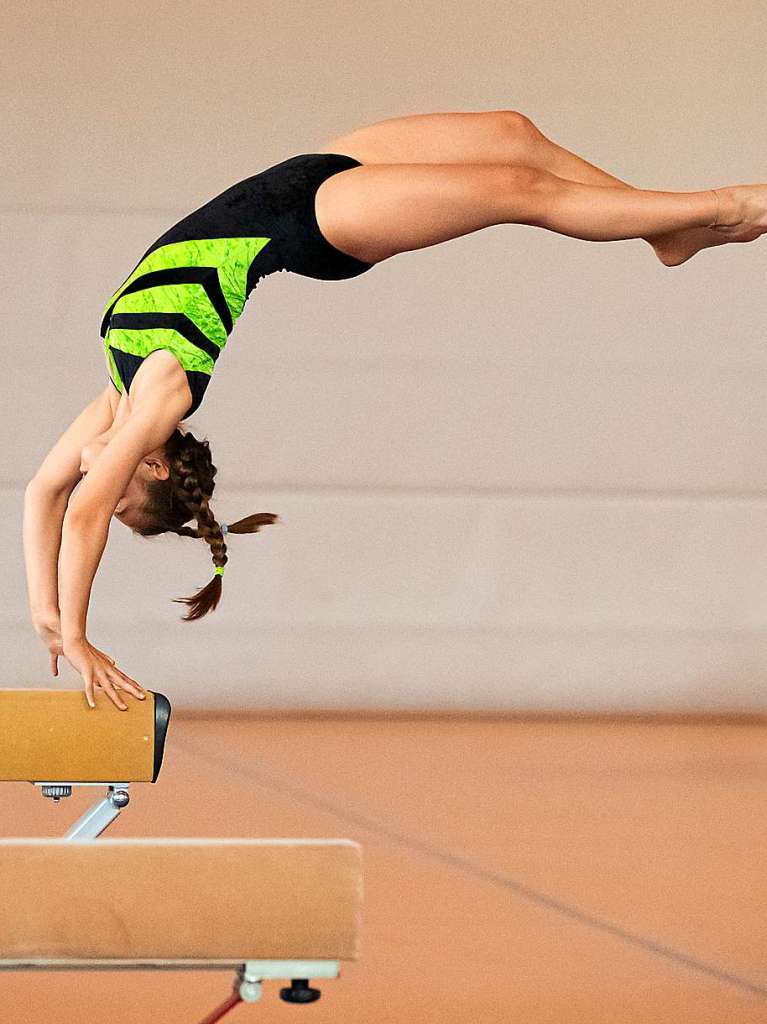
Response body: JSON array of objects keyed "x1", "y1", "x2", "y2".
[
  {"x1": 59, "y1": 389, "x2": 189, "y2": 708},
  {"x1": 23, "y1": 387, "x2": 116, "y2": 636}
]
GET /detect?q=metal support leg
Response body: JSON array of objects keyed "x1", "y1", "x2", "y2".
[
  {"x1": 33, "y1": 783, "x2": 131, "y2": 839},
  {"x1": 64, "y1": 786, "x2": 130, "y2": 840}
]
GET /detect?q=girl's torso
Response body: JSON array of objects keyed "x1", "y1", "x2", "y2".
[{"x1": 100, "y1": 152, "x2": 372, "y2": 420}]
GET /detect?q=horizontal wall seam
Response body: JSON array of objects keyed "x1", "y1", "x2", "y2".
[
  {"x1": 6, "y1": 483, "x2": 767, "y2": 500},
  {"x1": 9, "y1": 623, "x2": 767, "y2": 638}
]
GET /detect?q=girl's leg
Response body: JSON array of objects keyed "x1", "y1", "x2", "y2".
[
  {"x1": 508, "y1": 120, "x2": 739, "y2": 267},
  {"x1": 320, "y1": 110, "x2": 638, "y2": 189},
  {"x1": 314, "y1": 161, "x2": 763, "y2": 266},
  {"x1": 317, "y1": 111, "x2": 759, "y2": 266}
]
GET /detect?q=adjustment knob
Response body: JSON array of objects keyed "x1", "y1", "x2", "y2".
[
  {"x1": 41, "y1": 785, "x2": 72, "y2": 801},
  {"x1": 280, "y1": 980, "x2": 321, "y2": 1004}
]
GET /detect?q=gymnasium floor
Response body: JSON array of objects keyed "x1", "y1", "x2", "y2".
[{"x1": 1, "y1": 715, "x2": 765, "y2": 1023}]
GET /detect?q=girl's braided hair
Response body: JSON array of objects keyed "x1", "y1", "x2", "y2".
[{"x1": 136, "y1": 427, "x2": 278, "y2": 621}]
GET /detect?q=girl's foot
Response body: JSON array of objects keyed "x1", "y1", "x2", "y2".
[
  {"x1": 647, "y1": 185, "x2": 767, "y2": 267},
  {"x1": 647, "y1": 225, "x2": 729, "y2": 267}
]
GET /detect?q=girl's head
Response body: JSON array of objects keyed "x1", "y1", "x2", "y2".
[{"x1": 126, "y1": 427, "x2": 278, "y2": 621}]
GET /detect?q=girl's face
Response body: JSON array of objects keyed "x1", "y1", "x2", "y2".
[{"x1": 79, "y1": 436, "x2": 169, "y2": 529}]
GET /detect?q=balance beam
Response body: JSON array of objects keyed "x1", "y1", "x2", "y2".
[
  {"x1": 0, "y1": 689, "x2": 363, "y2": 1014},
  {"x1": 0, "y1": 686, "x2": 171, "y2": 838},
  {"x1": 0, "y1": 687, "x2": 170, "y2": 784},
  {"x1": 0, "y1": 838, "x2": 362, "y2": 963}
]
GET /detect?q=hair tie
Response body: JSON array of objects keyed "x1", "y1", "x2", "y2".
[
  {"x1": 220, "y1": 523, "x2": 228, "y2": 535},
  {"x1": 214, "y1": 565, "x2": 225, "y2": 577}
]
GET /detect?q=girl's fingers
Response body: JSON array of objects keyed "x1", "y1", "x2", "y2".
[
  {"x1": 110, "y1": 674, "x2": 145, "y2": 699},
  {"x1": 99, "y1": 675, "x2": 127, "y2": 711},
  {"x1": 94, "y1": 649, "x2": 142, "y2": 687},
  {"x1": 102, "y1": 669, "x2": 144, "y2": 703},
  {"x1": 84, "y1": 675, "x2": 96, "y2": 710},
  {"x1": 90, "y1": 675, "x2": 129, "y2": 711},
  {"x1": 105, "y1": 680, "x2": 139, "y2": 697},
  {"x1": 50, "y1": 652, "x2": 58, "y2": 677},
  {"x1": 111, "y1": 663, "x2": 142, "y2": 687},
  {"x1": 89, "y1": 647, "x2": 145, "y2": 698},
  {"x1": 111, "y1": 668, "x2": 146, "y2": 698}
]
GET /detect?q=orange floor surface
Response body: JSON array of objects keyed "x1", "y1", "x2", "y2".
[{"x1": 0, "y1": 715, "x2": 764, "y2": 1023}]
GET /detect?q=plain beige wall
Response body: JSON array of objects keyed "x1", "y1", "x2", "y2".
[{"x1": 2, "y1": 1, "x2": 766, "y2": 711}]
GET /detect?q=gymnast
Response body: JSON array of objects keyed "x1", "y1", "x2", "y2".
[{"x1": 21, "y1": 109, "x2": 767, "y2": 711}]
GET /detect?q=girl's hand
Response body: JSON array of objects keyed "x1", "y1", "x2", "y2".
[
  {"x1": 62, "y1": 638, "x2": 146, "y2": 711},
  {"x1": 33, "y1": 613, "x2": 65, "y2": 677}
]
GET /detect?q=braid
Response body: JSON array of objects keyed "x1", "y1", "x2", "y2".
[
  {"x1": 171, "y1": 448, "x2": 228, "y2": 570},
  {"x1": 175, "y1": 525, "x2": 200, "y2": 539},
  {"x1": 136, "y1": 427, "x2": 279, "y2": 621}
]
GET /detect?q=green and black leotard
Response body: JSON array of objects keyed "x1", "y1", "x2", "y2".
[{"x1": 101, "y1": 153, "x2": 374, "y2": 419}]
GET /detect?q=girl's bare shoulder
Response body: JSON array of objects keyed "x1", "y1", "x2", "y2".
[{"x1": 125, "y1": 350, "x2": 193, "y2": 415}]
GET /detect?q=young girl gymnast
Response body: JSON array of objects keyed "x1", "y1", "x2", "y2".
[{"x1": 22, "y1": 108, "x2": 767, "y2": 710}]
